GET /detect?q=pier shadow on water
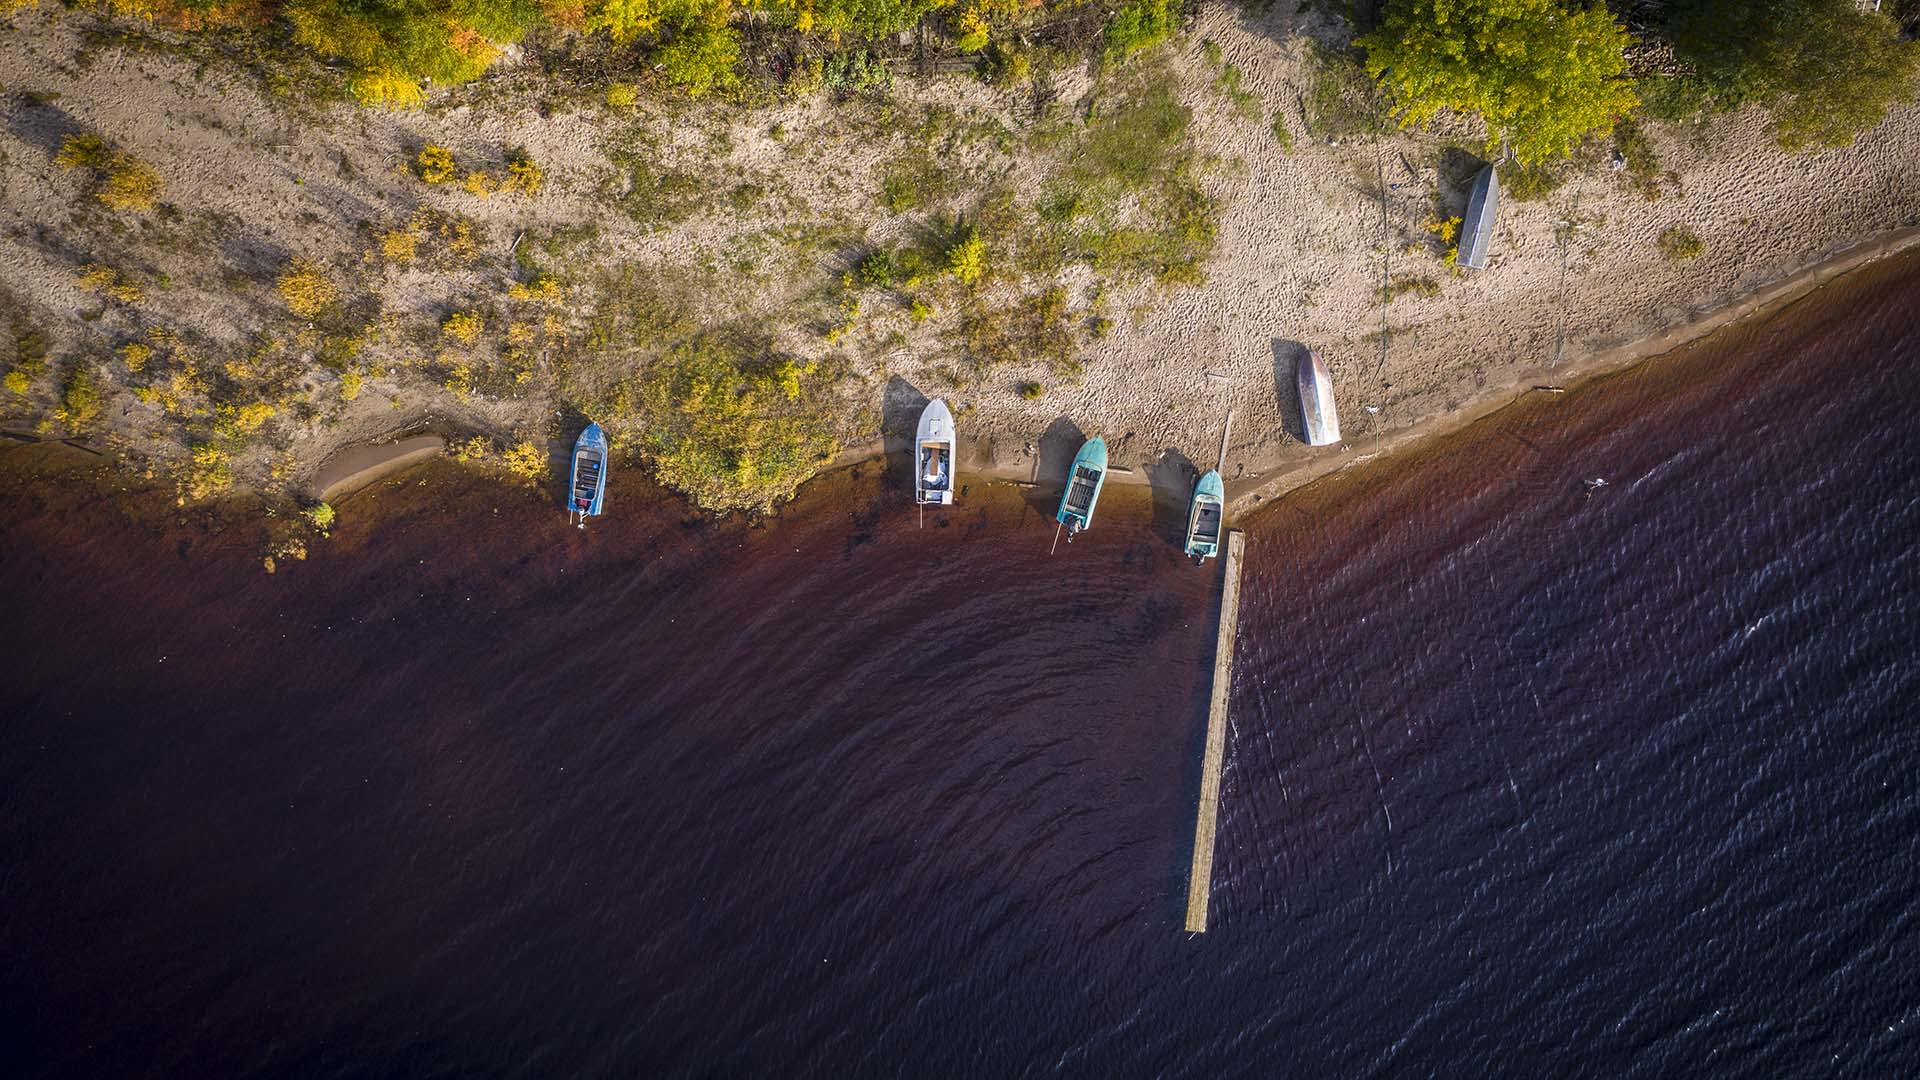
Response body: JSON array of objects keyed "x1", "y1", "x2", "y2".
[
  {"x1": 1154, "y1": 546, "x2": 1236, "y2": 925},
  {"x1": 1271, "y1": 339, "x2": 1310, "y2": 445}
]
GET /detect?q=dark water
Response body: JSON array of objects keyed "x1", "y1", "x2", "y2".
[{"x1": 3, "y1": 253, "x2": 1919, "y2": 1077}]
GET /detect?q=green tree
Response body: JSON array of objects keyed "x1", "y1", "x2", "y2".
[
  {"x1": 1103, "y1": 0, "x2": 1176, "y2": 60},
  {"x1": 651, "y1": 13, "x2": 742, "y2": 96},
  {"x1": 1663, "y1": 0, "x2": 1920, "y2": 151},
  {"x1": 283, "y1": 0, "x2": 548, "y2": 105},
  {"x1": 1358, "y1": 0, "x2": 1638, "y2": 164}
]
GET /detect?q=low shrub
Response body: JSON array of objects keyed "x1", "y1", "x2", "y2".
[
  {"x1": 379, "y1": 223, "x2": 420, "y2": 263},
  {"x1": 819, "y1": 50, "x2": 891, "y2": 94},
  {"x1": 508, "y1": 275, "x2": 564, "y2": 302},
  {"x1": 638, "y1": 339, "x2": 838, "y2": 514},
  {"x1": 183, "y1": 443, "x2": 234, "y2": 500},
  {"x1": 946, "y1": 226, "x2": 987, "y2": 286},
  {"x1": 443, "y1": 310, "x2": 484, "y2": 345},
  {"x1": 56, "y1": 134, "x2": 162, "y2": 211},
  {"x1": 54, "y1": 134, "x2": 111, "y2": 172},
  {"x1": 76, "y1": 264, "x2": 144, "y2": 304},
  {"x1": 56, "y1": 363, "x2": 105, "y2": 432},
  {"x1": 854, "y1": 249, "x2": 894, "y2": 289},
  {"x1": 653, "y1": 16, "x2": 740, "y2": 97},
  {"x1": 503, "y1": 149, "x2": 544, "y2": 195},
  {"x1": 417, "y1": 144, "x2": 457, "y2": 184},
  {"x1": 98, "y1": 155, "x2": 163, "y2": 211},
  {"x1": 1425, "y1": 215, "x2": 1462, "y2": 265},
  {"x1": 501, "y1": 439, "x2": 547, "y2": 479},
  {"x1": 277, "y1": 258, "x2": 340, "y2": 318}
]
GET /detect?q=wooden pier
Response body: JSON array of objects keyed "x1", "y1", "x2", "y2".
[{"x1": 1185, "y1": 530, "x2": 1245, "y2": 933}]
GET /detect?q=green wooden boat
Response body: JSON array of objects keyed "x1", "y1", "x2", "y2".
[
  {"x1": 1053, "y1": 436, "x2": 1107, "y2": 549},
  {"x1": 1185, "y1": 469, "x2": 1224, "y2": 561}
]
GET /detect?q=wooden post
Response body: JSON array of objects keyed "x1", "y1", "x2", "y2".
[{"x1": 1185, "y1": 530, "x2": 1245, "y2": 933}]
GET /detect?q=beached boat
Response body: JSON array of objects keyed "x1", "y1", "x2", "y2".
[
  {"x1": 1185, "y1": 469, "x2": 1224, "y2": 561},
  {"x1": 1053, "y1": 436, "x2": 1108, "y2": 550},
  {"x1": 569, "y1": 422, "x2": 608, "y2": 527},
  {"x1": 1297, "y1": 350, "x2": 1342, "y2": 446},
  {"x1": 1457, "y1": 163, "x2": 1501, "y2": 270},
  {"x1": 915, "y1": 399, "x2": 955, "y2": 508}
]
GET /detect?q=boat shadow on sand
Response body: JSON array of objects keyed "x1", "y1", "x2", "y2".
[
  {"x1": 882, "y1": 375, "x2": 932, "y2": 497},
  {"x1": 1021, "y1": 415, "x2": 1088, "y2": 520},
  {"x1": 1144, "y1": 448, "x2": 1202, "y2": 551}
]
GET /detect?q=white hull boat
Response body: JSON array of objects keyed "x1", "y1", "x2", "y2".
[
  {"x1": 1298, "y1": 350, "x2": 1342, "y2": 447},
  {"x1": 915, "y1": 399, "x2": 955, "y2": 507}
]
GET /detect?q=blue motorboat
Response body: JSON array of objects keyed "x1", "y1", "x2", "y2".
[
  {"x1": 1052, "y1": 436, "x2": 1107, "y2": 551},
  {"x1": 569, "y1": 422, "x2": 608, "y2": 527}
]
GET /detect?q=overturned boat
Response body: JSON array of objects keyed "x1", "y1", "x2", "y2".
[
  {"x1": 915, "y1": 399, "x2": 955, "y2": 508},
  {"x1": 1185, "y1": 470, "x2": 1224, "y2": 561},
  {"x1": 1053, "y1": 436, "x2": 1108, "y2": 551},
  {"x1": 569, "y1": 422, "x2": 608, "y2": 527},
  {"x1": 1297, "y1": 350, "x2": 1342, "y2": 446}
]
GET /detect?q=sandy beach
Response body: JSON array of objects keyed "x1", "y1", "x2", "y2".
[{"x1": 2, "y1": 5, "x2": 1917, "y2": 515}]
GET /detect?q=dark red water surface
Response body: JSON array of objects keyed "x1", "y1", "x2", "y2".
[
  {"x1": 3, "y1": 250, "x2": 1919, "y2": 1077},
  {"x1": 1, "y1": 458, "x2": 1228, "y2": 1076}
]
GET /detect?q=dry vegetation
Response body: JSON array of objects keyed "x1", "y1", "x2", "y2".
[{"x1": 0, "y1": 0, "x2": 1916, "y2": 521}]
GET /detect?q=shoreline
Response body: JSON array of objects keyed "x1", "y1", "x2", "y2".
[
  {"x1": 13, "y1": 224, "x2": 1918, "y2": 520},
  {"x1": 821, "y1": 223, "x2": 1920, "y2": 518}
]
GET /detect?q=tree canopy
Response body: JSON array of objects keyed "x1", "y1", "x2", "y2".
[
  {"x1": 1357, "y1": 0, "x2": 1638, "y2": 164},
  {"x1": 1663, "y1": 0, "x2": 1920, "y2": 151}
]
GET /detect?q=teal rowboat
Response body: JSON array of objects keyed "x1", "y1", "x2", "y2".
[
  {"x1": 1053, "y1": 436, "x2": 1108, "y2": 550},
  {"x1": 1185, "y1": 469, "x2": 1224, "y2": 561}
]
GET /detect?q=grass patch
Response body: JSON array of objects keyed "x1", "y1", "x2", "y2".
[
  {"x1": 961, "y1": 288, "x2": 1079, "y2": 379},
  {"x1": 1502, "y1": 159, "x2": 1565, "y2": 202},
  {"x1": 1614, "y1": 118, "x2": 1670, "y2": 201},
  {"x1": 1658, "y1": 225, "x2": 1704, "y2": 261},
  {"x1": 1305, "y1": 43, "x2": 1385, "y2": 141},
  {"x1": 1201, "y1": 40, "x2": 1262, "y2": 122},
  {"x1": 607, "y1": 138, "x2": 709, "y2": 231},
  {"x1": 1383, "y1": 274, "x2": 1441, "y2": 302},
  {"x1": 1025, "y1": 61, "x2": 1219, "y2": 287},
  {"x1": 877, "y1": 145, "x2": 954, "y2": 214}
]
